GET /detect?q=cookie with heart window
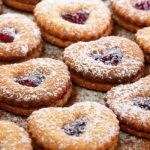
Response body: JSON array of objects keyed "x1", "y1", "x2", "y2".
[
  {"x1": 34, "y1": 0, "x2": 112, "y2": 47},
  {"x1": 3, "y1": 0, "x2": 41, "y2": 12},
  {"x1": 0, "y1": 13, "x2": 43, "y2": 65},
  {"x1": 27, "y1": 102, "x2": 119, "y2": 150},
  {"x1": 0, "y1": 58, "x2": 72, "y2": 116},
  {"x1": 63, "y1": 36, "x2": 144, "y2": 91},
  {"x1": 111, "y1": 0, "x2": 150, "y2": 32},
  {"x1": 107, "y1": 75, "x2": 150, "y2": 139}
]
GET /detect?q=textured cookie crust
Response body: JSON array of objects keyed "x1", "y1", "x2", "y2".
[
  {"x1": 64, "y1": 36, "x2": 144, "y2": 90},
  {"x1": 107, "y1": 75, "x2": 150, "y2": 138},
  {"x1": 0, "y1": 120, "x2": 32, "y2": 150},
  {"x1": 34, "y1": 0, "x2": 112, "y2": 43},
  {"x1": 28, "y1": 102, "x2": 119, "y2": 150}
]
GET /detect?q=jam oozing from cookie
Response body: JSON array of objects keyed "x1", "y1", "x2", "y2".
[
  {"x1": 62, "y1": 9, "x2": 89, "y2": 24},
  {"x1": 133, "y1": 97, "x2": 150, "y2": 110},
  {"x1": 63, "y1": 118, "x2": 87, "y2": 136},
  {"x1": 16, "y1": 73, "x2": 45, "y2": 87},
  {"x1": 134, "y1": 0, "x2": 150, "y2": 10},
  {"x1": 91, "y1": 49, "x2": 123, "y2": 66},
  {"x1": 0, "y1": 28, "x2": 16, "y2": 43}
]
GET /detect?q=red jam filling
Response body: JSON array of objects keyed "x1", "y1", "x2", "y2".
[
  {"x1": 15, "y1": 73, "x2": 45, "y2": 87},
  {"x1": 63, "y1": 117, "x2": 87, "y2": 136},
  {"x1": 62, "y1": 9, "x2": 89, "y2": 24},
  {"x1": 91, "y1": 48, "x2": 123, "y2": 66},
  {"x1": 134, "y1": 0, "x2": 150, "y2": 10},
  {"x1": 133, "y1": 97, "x2": 150, "y2": 110},
  {"x1": 0, "y1": 28, "x2": 16, "y2": 43}
]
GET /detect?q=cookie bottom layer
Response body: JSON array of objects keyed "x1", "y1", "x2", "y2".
[
  {"x1": 145, "y1": 54, "x2": 150, "y2": 63},
  {"x1": 42, "y1": 24, "x2": 112, "y2": 47},
  {"x1": 71, "y1": 66, "x2": 144, "y2": 91},
  {"x1": 121, "y1": 124, "x2": 150, "y2": 139},
  {"x1": 0, "y1": 86, "x2": 73, "y2": 116},
  {"x1": 71, "y1": 72, "x2": 116, "y2": 91},
  {"x1": 3, "y1": 0, "x2": 35, "y2": 12},
  {"x1": 113, "y1": 13, "x2": 142, "y2": 32}
]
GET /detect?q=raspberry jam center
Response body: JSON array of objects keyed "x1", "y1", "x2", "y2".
[
  {"x1": 133, "y1": 97, "x2": 150, "y2": 110},
  {"x1": 62, "y1": 9, "x2": 89, "y2": 24},
  {"x1": 15, "y1": 73, "x2": 45, "y2": 87},
  {"x1": 134, "y1": 0, "x2": 150, "y2": 10},
  {"x1": 91, "y1": 48, "x2": 123, "y2": 66},
  {"x1": 0, "y1": 28, "x2": 16, "y2": 43},
  {"x1": 63, "y1": 118, "x2": 87, "y2": 137}
]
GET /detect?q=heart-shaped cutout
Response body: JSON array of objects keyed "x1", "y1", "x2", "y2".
[{"x1": 28, "y1": 102, "x2": 119, "y2": 150}]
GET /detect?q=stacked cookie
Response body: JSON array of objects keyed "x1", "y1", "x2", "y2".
[
  {"x1": 107, "y1": 75, "x2": 150, "y2": 139},
  {"x1": 34, "y1": 0, "x2": 112, "y2": 47},
  {"x1": 0, "y1": 0, "x2": 150, "y2": 149},
  {"x1": 111, "y1": 0, "x2": 150, "y2": 32}
]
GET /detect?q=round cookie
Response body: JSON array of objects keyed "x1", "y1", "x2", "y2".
[
  {"x1": 3, "y1": 0, "x2": 41, "y2": 12},
  {"x1": 0, "y1": 120, "x2": 32, "y2": 150},
  {"x1": 0, "y1": 13, "x2": 43, "y2": 64},
  {"x1": 107, "y1": 75, "x2": 150, "y2": 139},
  {"x1": 0, "y1": 58, "x2": 72, "y2": 116},
  {"x1": 28, "y1": 102, "x2": 119, "y2": 150},
  {"x1": 34, "y1": 0, "x2": 112, "y2": 47},
  {"x1": 63, "y1": 36, "x2": 144, "y2": 91},
  {"x1": 135, "y1": 27, "x2": 150, "y2": 63},
  {"x1": 111, "y1": 0, "x2": 150, "y2": 32}
]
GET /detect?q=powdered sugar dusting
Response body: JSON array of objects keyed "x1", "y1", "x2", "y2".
[
  {"x1": 28, "y1": 102, "x2": 119, "y2": 149},
  {"x1": 64, "y1": 36, "x2": 144, "y2": 83},
  {"x1": 112, "y1": 0, "x2": 150, "y2": 25},
  {"x1": 107, "y1": 75, "x2": 150, "y2": 131},
  {"x1": 0, "y1": 58, "x2": 71, "y2": 107},
  {"x1": 0, "y1": 120, "x2": 32, "y2": 150},
  {"x1": 0, "y1": 13, "x2": 41, "y2": 58}
]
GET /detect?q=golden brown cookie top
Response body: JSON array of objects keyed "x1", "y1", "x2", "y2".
[
  {"x1": 111, "y1": 0, "x2": 150, "y2": 26},
  {"x1": 135, "y1": 27, "x2": 150, "y2": 53},
  {"x1": 28, "y1": 102, "x2": 119, "y2": 150},
  {"x1": 64, "y1": 36, "x2": 144, "y2": 83},
  {"x1": 0, "y1": 58, "x2": 71, "y2": 108},
  {"x1": 0, "y1": 120, "x2": 32, "y2": 150},
  {"x1": 34, "y1": 0, "x2": 111, "y2": 41},
  {"x1": 107, "y1": 75, "x2": 150, "y2": 132},
  {"x1": 0, "y1": 13, "x2": 41, "y2": 61}
]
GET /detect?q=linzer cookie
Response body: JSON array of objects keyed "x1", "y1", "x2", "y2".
[
  {"x1": 107, "y1": 75, "x2": 150, "y2": 139},
  {"x1": 3, "y1": 0, "x2": 41, "y2": 12},
  {"x1": 28, "y1": 102, "x2": 119, "y2": 150},
  {"x1": 34, "y1": 0, "x2": 112, "y2": 47},
  {"x1": 111, "y1": 0, "x2": 150, "y2": 32},
  {"x1": 0, "y1": 120, "x2": 32, "y2": 150},
  {"x1": 0, "y1": 58, "x2": 72, "y2": 116},
  {"x1": 0, "y1": 13, "x2": 43, "y2": 65},
  {"x1": 63, "y1": 36, "x2": 144, "y2": 91},
  {"x1": 135, "y1": 27, "x2": 150, "y2": 63}
]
